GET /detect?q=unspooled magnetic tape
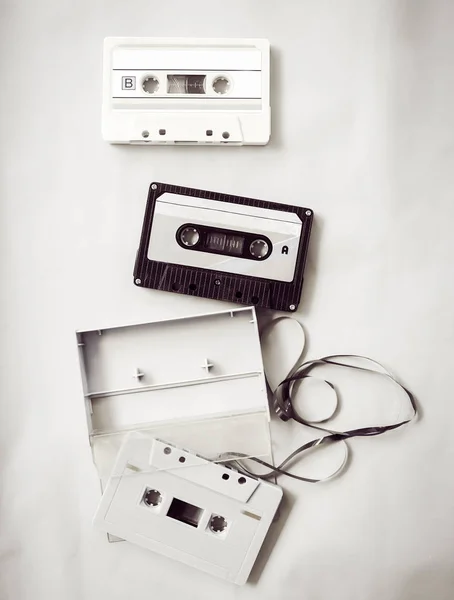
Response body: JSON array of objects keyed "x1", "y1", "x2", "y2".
[{"x1": 133, "y1": 182, "x2": 313, "y2": 312}]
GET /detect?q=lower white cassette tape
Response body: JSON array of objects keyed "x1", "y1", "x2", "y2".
[
  {"x1": 93, "y1": 434, "x2": 283, "y2": 584},
  {"x1": 103, "y1": 37, "x2": 270, "y2": 145}
]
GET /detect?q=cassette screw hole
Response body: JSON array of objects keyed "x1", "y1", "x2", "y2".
[
  {"x1": 143, "y1": 489, "x2": 162, "y2": 507},
  {"x1": 222, "y1": 131, "x2": 230, "y2": 140},
  {"x1": 214, "y1": 279, "x2": 221, "y2": 286},
  {"x1": 212, "y1": 77, "x2": 230, "y2": 95},
  {"x1": 222, "y1": 473, "x2": 230, "y2": 481},
  {"x1": 206, "y1": 129, "x2": 213, "y2": 137},
  {"x1": 209, "y1": 515, "x2": 228, "y2": 533},
  {"x1": 142, "y1": 76, "x2": 159, "y2": 94},
  {"x1": 251, "y1": 296, "x2": 259, "y2": 304},
  {"x1": 135, "y1": 278, "x2": 142, "y2": 285},
  {"x1": 142, "y1": 130, "x2": 149, "y2": 139},
  {"x1": 235, "y1": 291, "x2": 242, "y2": 299},
  {"x1": 289, "y1": 304, "x2": 296, "y2": 311},
  {"x1": 172, "y1": 282, "x2": 180, "y2": 291},
  {"x1": 179, "y1": 456, "x2": 186, "y2": 463},
  {"x1": 163, "y1": 447, "x2": 172, "y2": 455},
  {"x1": 151, "y1": 184, "x2": 158, "y2": 190},
  {"x1": 238, "y1": 477, "x2": 247, "y2": 485},
  {"x1": 305, "y1": 210, "x2": 312, "y2": 216},
  {"x1": 189, "y1": 283, "x2": 197, "y2": 291}
]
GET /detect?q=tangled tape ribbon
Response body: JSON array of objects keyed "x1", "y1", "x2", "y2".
[{"x1": 221, "y1": 317, "x2": 417, "y2": 483}]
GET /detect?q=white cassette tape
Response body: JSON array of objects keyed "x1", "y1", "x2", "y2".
[
  {"x1": 93, "y1": 435, "x2": 283, "y2": 584},
  {"x1": 102, "y1": 37, "x2": 270, "y2": 145}
]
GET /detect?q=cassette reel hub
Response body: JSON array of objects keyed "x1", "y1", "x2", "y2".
[
  {"x1": 249, "y1": 239, "x2": 269, "y2": 259},
  {"x1": 209, "y1": 515, "x2": 228, "y2": 533},
  {"x1": 212, "y1": 76, "x2": 231, "y2": 95},
  {"x1": 179, "y1": 227, "x2": 200, "y2": 247},
  {"x1": 142, "y1": 488, "x2": 162, "y2": 507},
  {"x1": 142, "y1": 76, "x2": 159, "y2": 94}
]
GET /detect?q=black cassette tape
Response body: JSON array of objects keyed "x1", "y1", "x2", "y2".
[{"x1": 134, "y1": 183, "x2": 313, "y2": 312}]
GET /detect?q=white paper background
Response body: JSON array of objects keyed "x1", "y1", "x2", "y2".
[{"x1": 1, "y1": 1, "x2": 454, "y2": 599}]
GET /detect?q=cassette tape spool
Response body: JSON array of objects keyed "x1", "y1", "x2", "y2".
[
  {"x1": 134, "y1": 183, "x2": 313, "y2": 312},
  {"x1": 93, "y1": 436, "x2": 283, "y2": 584},
  {"x1": 102, "y1": 37, "x2": 270, "y2": 145}
]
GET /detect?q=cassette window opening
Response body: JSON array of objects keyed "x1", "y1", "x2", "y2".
[
  {"x1": 167, "y1": 74, "x2": 206, "y2": 95},
  {"x1": 140, "y1": 74, "x2": 233, "y2": 97},
  {"x1": 176, "y1": 224, "x2": 273, "y2": 262},
  {"x1": 167, "y1": 497, "x2": 204, "y2": 528}
]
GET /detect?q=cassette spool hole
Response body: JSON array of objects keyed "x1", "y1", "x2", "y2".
[
  {"x1": 206, "y1": 130, "x2": 213, "y2": 137},
  {"x1": 238, "y1": 477, "x2": 247, "y2": 485},
  {"x1": 251, "y1": 296, "x2": 259, "y2": 304},
  {"x1": 163, "y1": 446, "x2": 172, "y2": 455},
  {"x1": 142, "y1": 76, "x2": 159, "y2": 94},
  {"x1": 222, "y1": 473, "x2": 230, "y2": 480},
  {"x1": 142, "y1": 488, "x2": 162, "y2": 507},
  {"x1": 179, "y1": 227, "x2": 200, "y2": 247},
  {"x1": 250, "y1": 239, "x2": 269, "y2": 259},
  {"x1": 209, "y1": 515, "x2": 228, "y2": 533},
  {"x1": 171, "y1": 282, "x2": 181, "y2": 291},
  {"x1": 212, "y1": 76, "x2": 230, "y2": 95},
  {"x1": 189, "y1": 283, "x2": 197, "y2": 291},
  {"x1": 222, "y1": 132, "x2": 230, "y2": 140},
  {"x1": 179, "y1": 456, "x2": 186, "y2": 463},
  {"x1": 235, "y1": 291, "x2": 242, "y2": 298}
]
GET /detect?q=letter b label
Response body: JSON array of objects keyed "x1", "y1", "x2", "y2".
[{"x1": 122, "y1": 76, "x2": 136, "y2": 90}]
